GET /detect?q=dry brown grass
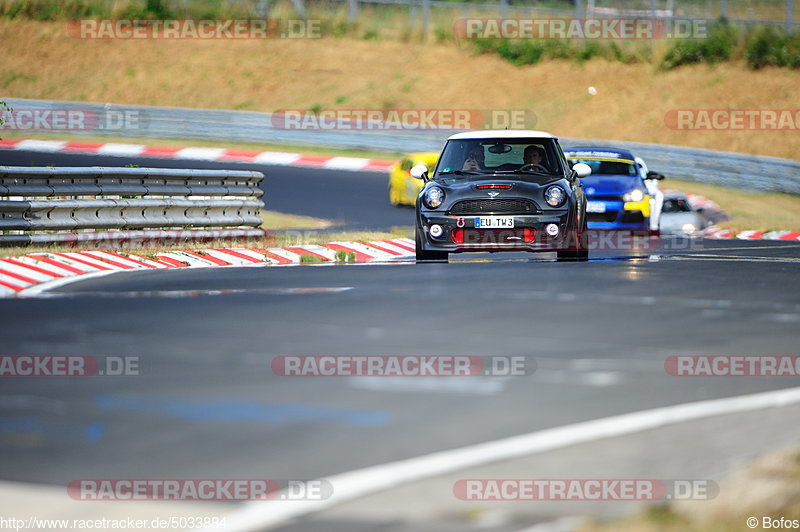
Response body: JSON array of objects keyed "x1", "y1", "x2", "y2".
[
  {"x1": 1, "y1": 20, "x2": 798, "y2": 160},
  {"x1": 579, "y1": 445, "x2": 800, "y2": 532},
  {"x1": 260, "y1": 210, "x2": 333, "y2": 230}
]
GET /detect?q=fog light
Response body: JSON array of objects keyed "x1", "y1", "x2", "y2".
[
  {"x1": 546, "y1": 223, "x2": 559, "y2": 237},
  {"x1": 430, "y1": 224, "x2": 443, "y2": 238}
]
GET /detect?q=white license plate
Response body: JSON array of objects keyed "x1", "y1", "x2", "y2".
[
  {"x1": 587, "y1": 201, "x2": 606, "y2": 213},
  {"x1": 475, "y1": 217, "x2": 514, "y2": 229}
]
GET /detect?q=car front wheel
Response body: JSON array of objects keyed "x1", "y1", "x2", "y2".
[
  {"x1": 415, "y1": 230, "x2": 448, "y2": 262},
  {"x1": 557, "y1": 222, "x2": 589, "y2": 262}
]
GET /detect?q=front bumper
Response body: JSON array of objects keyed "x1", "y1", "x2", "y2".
[
  {"x1": 417, "y1": 211, "x2": 574, "y2": 252},
  {"x1": 586, "y1": 197, "x2": 650, "y2": 230}
]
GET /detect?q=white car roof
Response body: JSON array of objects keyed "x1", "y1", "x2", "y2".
[{"x1": 447, "y1": 130, "x2": 556, "y2": 140}]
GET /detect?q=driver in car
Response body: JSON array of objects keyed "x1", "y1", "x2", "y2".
[
  {"x1": 522, "y1": 145, "x2": 548, "y2": 172},
  {"x1": 462, "y1": 145, "x2": 486, "y2": 171}
]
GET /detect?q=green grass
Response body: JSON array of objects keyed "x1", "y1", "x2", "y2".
[{"x1": 669, "y1": 178, "x2": 800, "y2": 231}]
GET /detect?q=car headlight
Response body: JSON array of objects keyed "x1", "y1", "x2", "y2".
[
  {"x1": 423, "y1": 186, "x2": 445, "y2": 209},
  {"x1": 544, "y1": 186, "x2": 567, "y2": 207},
  {"x1": 623, "y1": 189, "x2": 645, "y2": 202},
  {"x1": 681, "y1": 223, "x2": 697, "y2": 234}
]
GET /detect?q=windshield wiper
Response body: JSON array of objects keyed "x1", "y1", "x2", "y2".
[
  {"x1": 436, "y1": 170, "x2": 481, "y2": 176},
  {"x1": 492, "y1": 170, "x2": 555, "y2": 177}
]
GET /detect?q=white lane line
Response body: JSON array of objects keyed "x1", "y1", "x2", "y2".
[
  {"x1": 18, "y1": 270, "x2": 119, "y2": 297},
  {"x1": 514, "y1": 517, "x2": 584, "y2": 532},
  {"x1": 533, "y1": 370, "x2": 623, "y2": 387},
  {"x1": 0, "y1": 285, "x2": 18, "y2": 297},
  {"x1": 192, "y1": 386, "x2": 800, "y2": 532},
  {"x1": 347, "y1": 376, "x2": 508, "y2": 396}
]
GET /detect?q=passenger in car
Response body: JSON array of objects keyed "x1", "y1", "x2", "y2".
[{"x1": 462, "y1": 145, "x2": 486, "y2": 171}]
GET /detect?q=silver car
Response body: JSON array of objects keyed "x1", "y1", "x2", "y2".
[{"x1": 659, "y1": 192, "x2": 705, "y2": 235}]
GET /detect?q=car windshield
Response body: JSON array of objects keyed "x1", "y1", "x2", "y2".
[
  {"x1": 568, "y1": 158, "x2": 638, "y2": 176},
  {"x1": 434, "y1": 138, "x2": 564, "y2": 182},
  {"x1": 663, "y1": 198, "x2": 694, "y2": 213}
]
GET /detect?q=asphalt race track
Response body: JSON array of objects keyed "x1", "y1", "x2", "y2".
[{"x1": 1, "y1": 150, "x2": 800, "y2": 529}]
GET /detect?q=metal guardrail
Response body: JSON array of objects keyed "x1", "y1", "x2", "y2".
[
  {"x1": 560, "y1": 138, "x2": 800, "y2": 195},
  {"x1": 334, "y1": 0, "x2": 799, "y2": 32},
  {"x1": 3, "y1": 98, "x2": 800, "y2": 195},
  {"x1": 0, "y1": 166, "x2": 265, "y2": 245}
]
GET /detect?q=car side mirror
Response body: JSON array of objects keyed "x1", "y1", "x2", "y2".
[
  {"x1": 646, "y1": 171, "x2": 665, "y2": 180},
  {"x1": 572, "y1": 163, "x2": 591, "y2": 178},
  {"x1": 410, "y1": 164, "x2": 429, "y2": 181}
]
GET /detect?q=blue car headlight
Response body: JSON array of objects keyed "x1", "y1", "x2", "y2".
[
  {"x1": 622, "y1": 189, "x2": 645, "y2": 202},
  {"x1": 423, "y1": 186, "x2": 445, "y2": 209}
]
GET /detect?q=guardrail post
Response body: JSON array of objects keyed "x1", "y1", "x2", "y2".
[
  {"x1": 348, "y1": 0, "x2": 358, "y2": 24},
  {"x1": 788, "y1": 0, "x2": 795, "y2": 34},
  {"x1": 290, "y1": 0, "x2": 306, "y2": 18},
  {"x1": 720, "y1": 0, "x2": 728, "y2": 18},
  {"x1": 422, "y1": 0, "x2": 430, "y2": 40},
  {"x1": 500, "y1": 0, "x2": 508, "y2": 19}
]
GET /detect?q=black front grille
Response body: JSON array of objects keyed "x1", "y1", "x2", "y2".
[
  {"x1": 621, "y1": 211, "x2": 645, "y2": 223},
  {"x1": 588, "y1": 211, "x2": 618, "y2": 223},
  {"x1": 450, "y1": 199, "x2": 539, "y2": 215},
  {"x1": 588, "y1": 195, "x2": 623, "y2": 201}
]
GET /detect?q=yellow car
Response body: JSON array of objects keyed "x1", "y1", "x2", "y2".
[{"x1": 388, "y1": 152, "x2": 439, "y2": 206}]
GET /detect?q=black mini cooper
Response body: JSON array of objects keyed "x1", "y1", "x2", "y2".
[{"x1": 412, "y1": 130, "x2": 592, "y2": 262}]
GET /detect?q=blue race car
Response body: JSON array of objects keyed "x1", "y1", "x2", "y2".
[{"x1": 564, "y1": 147, "x2": 664, "y2": 232}]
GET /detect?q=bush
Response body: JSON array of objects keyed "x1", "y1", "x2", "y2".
[
  {"x1": 661, "y1": 18, "x2": 738, "y2": 69},
  {"x1": 745, "y1": 26, "x2": 800, "y2": 69}
]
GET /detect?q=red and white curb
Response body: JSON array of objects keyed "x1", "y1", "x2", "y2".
[
  {"x1": 0, "y1": 238, "x2": 415, "y2": 298},
  {"x1": 0, "y1": 139, "x2": 396, "y2": 172},
  {"x1": 684, "y1": 192, "x2": 722, "y2": 213},
  {"x1": 679, "y1": 192, "x2": 800, "y2": 242},
  {"x1": 702, "y1": 227, "x2": 800, "y2": 241}
]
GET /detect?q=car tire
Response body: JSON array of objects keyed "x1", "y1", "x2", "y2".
[
  {"x1": 415, "y1": 230, "x2": 448, "y2": 262},
  {"x1": 557, "y1": 222, "x2": 589, "y2": 262}
]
